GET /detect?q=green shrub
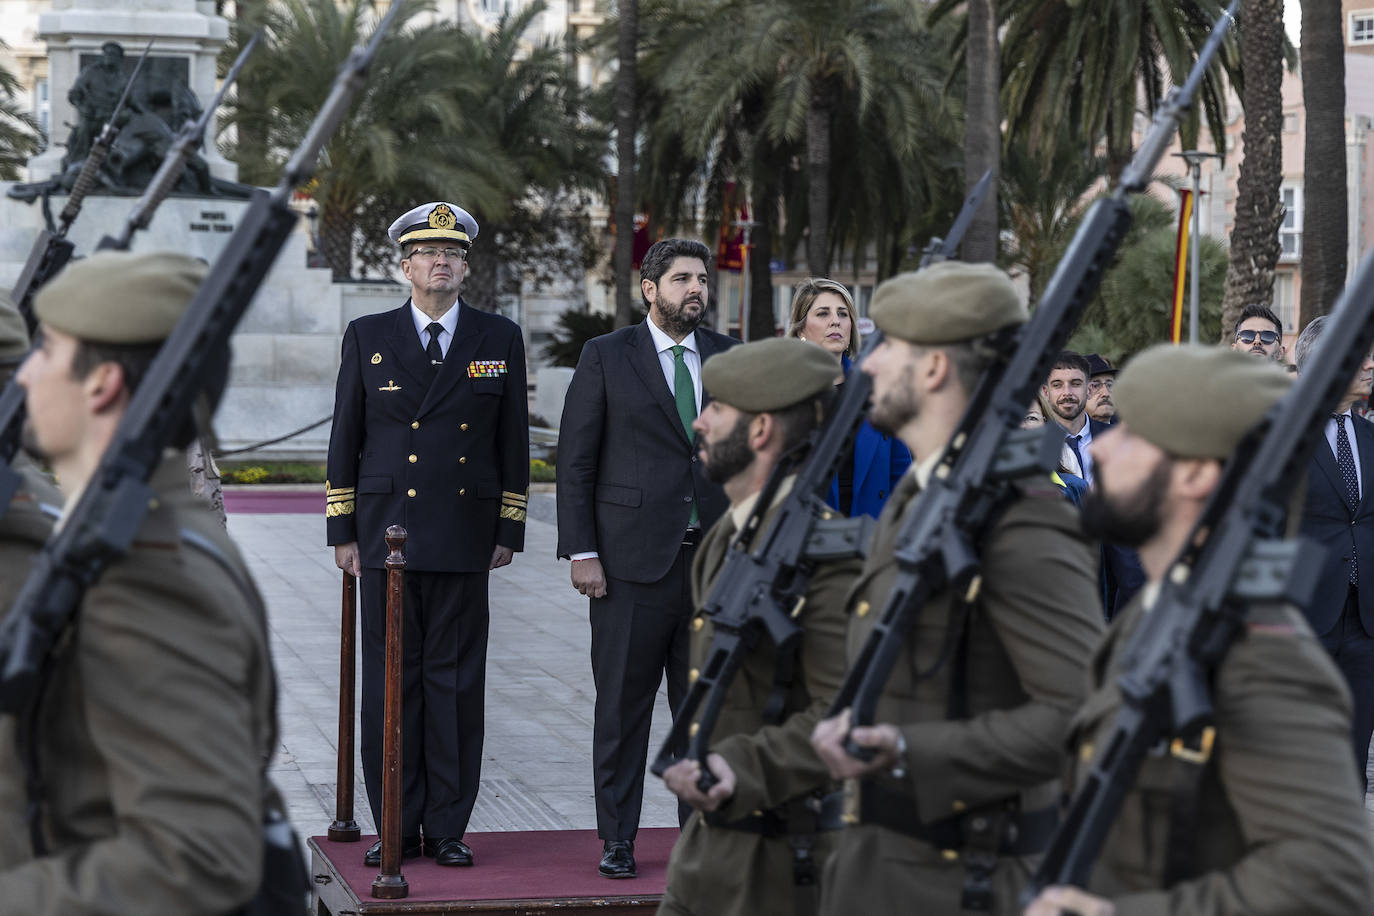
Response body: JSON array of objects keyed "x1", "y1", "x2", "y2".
[{"x1": 530, "y1": 458, "x2": 555, "y2": 482}]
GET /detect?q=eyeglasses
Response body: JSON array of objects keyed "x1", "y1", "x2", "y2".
[
  {"x1": 1235, "y1": 329, "x2": 1279, "y2": 346},
  {"x1": 406, "y1": 246, "x2": 467, "y2": 262},
  {"x1": 1088, "y1": 378, "x2": 1114, "y2": 392}
]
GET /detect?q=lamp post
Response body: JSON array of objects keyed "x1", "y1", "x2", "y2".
[
  {"x1": 1173, "y1": 150, "x2": 1223, "y2": 343},
  {"x1": 731, "y1": 218, "x2": 756, "y2": 340}
]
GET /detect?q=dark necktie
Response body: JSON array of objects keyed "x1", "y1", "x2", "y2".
[
  {"x1": 1336, "y1": 413, "x2": 1360, "y2": 584},
  {"x1": 1066, "y1": 434, "x2": 1085, "y2": 480},
  {"x1": 672, "y1": 344, "x2": 699, "y2": 526},
  {"x1": 426, "y1": 322, "x2": 444, "y2": 368}
]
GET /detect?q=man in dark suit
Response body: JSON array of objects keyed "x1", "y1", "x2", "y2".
[
  {"x1": 327, "y1": 201, "x2": 529, "y2": 867},
  {"x1": 556, "y1": 238, "x2": 739, "y2": 878},
  {"x1": 1044, "y1": 350, "x2": 1144, "y2": 617},
  {"x1": 1294, "y1": 314, "x2": 1374, "y2": 794}
]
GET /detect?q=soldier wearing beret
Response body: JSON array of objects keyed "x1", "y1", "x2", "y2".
[
  {"x1": 1025, "y1": 345, "x2": 1374, "y2": 916},
  {"x1": 2, "y1": 251, "x2": 292, "y2": 914},
  {"x1": 327, "y1": 202, "x2": 529, "y2": 867},
  {"x1": 656, "y1": 338, "x2": 861, "y2": 916},
  {"x1": 808, "y1": 262, "x2": 1105, "y2": 914}
]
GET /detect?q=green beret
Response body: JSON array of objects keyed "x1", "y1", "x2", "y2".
[
  {"x1": 34, "y1": 251, "x2": 206, "y2": 345},
  {"x1": 1115, "y1": 344, "x2": 1290, "y2": 459},
  {"x1": 0, "y1": 290, "x2": 28, "y2": 365},
  {"x1": 869, "y1": 261, "x2": 1026, "y2": 344},
  {"x1": 703, "y1": 337, "x2": 839, "y2": 413}
]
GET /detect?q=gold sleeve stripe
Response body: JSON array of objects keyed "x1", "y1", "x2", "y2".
[
  {"x1": 327, "y1": 486, "x2": 357, "y2": 497},
  {"x1": 326, "y1": 500, "x2": 355, "y2": 518},
  {"x1": 501, "y1": 491, "x2": 528, "y2": 505},
  {"x1": 499, "y1": 505, "x2": 526, "y2": 523}
]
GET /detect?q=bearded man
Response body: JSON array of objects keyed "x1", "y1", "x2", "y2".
[{"x1": 557, "y1": 238, "x2": 739, "y2": 877}]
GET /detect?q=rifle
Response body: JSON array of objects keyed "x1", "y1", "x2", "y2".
[
  {"x1": 0, "y1": 0, "x2": 408, "y2": 715},
  {"x1": 826, "y1": 0, "x2": 1242, "y2": 760},
  {"x1": 648, "y1": 173, "x2": 992, "y2": 789},
  {"x1": 9, "y1": 41, "x2": 153, "y2": 334},
  {"x1": 1020, "y1": 227, "x2": 1374, "y2": 907},
  {"x1": 98, "y1": 29, "x2": 263, "y2": 252}
]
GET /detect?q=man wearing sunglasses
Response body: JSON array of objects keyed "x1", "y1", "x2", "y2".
[
  {"x1": 327, "y1": 201, "x2": 530, "y2": 868},
  {"x1": 1230, "y1": 304, "x2": 1287, "y2": 363}
]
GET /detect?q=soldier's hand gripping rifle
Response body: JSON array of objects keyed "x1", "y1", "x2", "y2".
[
  {"x1": 1020, "y1": 216, "x2": 1374, "y2": 910},
  {"x1": 826, "y1": 0, "x2": 1242, "y2": 760},
  {"x1": 98, "y1": 29, "x2": 263, "y2": 253},
  {"x1": 0, "y1": 0, "x2": 408, "y2": 715},
  {"x1": 649, "y1": 172, "x2": 992, "y2": 790},
  {"x1": 8, "y1": 41, "x2": 153, "y2": 334}
]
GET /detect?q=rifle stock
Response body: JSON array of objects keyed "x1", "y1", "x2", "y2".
[
  {"x1": 0, "y1": 1, "x2": 407, "y2": 714},
  {"x1": 827, "y1": 0, "x2": 1242, "y2": 763}
]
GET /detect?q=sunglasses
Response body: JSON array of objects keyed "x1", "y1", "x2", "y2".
[{"x1": 1235, "y1": 329, "x2": 1279, "y2": 346}]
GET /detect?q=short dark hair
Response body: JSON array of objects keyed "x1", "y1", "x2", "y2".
[
  {"x1": 1050, "y1": 350, "x2": 1091, "y2": 377},
  {"x1": 640, "y1": 239, "x2": 711, "y2": 308},
  {"x1": 70, "y1": 338, "x2": 230, "y2": 449},
  {"x1": 1233, "y1": 304, "x2": 1282, "y2": 338},
  {"x1": 770, "y1": 387, "x2": 835, "y2": 456},
  {"x1": 941, "y1": 334, "x2": 1004, "y2": 394}
]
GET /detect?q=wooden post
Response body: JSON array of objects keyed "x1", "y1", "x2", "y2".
[
  {"x1": 371, "y1": 526, "x2": 408, "y2": 899},
  {"x1": 328, "y1": 571, "x2": 361, "y2": 842}
]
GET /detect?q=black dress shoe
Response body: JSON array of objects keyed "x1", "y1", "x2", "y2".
[
  {"x1": 598, "y1": 839, "x2": 636, "y2": 878},
  {"x1": 427, "y1": 836, "x2": 474, "y2": 866},
  {"x1": 363, "y1": 836, "x2": 422, "y2": 866}
]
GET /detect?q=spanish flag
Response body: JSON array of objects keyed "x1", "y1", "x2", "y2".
[{"x1": 1170, "y1": 189, "x2": 1194, "y2": 344}]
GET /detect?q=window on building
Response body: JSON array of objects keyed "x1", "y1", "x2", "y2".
[
  {"x1": 1273, "y1": 271, "x2": 1296, "y2": 336},
  {"x1": 1280, "y1": 185, "x2": 1302, "y2": 261},
  {"x1": 1353, "y1": 10, "x2": 1374, "y2": 44}
]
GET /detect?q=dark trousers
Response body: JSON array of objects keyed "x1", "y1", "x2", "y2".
[
  {"x1": 589, "y1": 542, "x2": 695, "y2": 840},
  {"x1": 360, "y1": 567, "x2": 490, "y2": 839},
  {"x1": 1318, "y1": 585, "x2": 1374, "y2": 796}
]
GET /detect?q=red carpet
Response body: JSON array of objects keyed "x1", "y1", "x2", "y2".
[
  {"x1": 312, "y1": 828, "x2": 678, "y2": 902},
  {"x1": 223, "y1": 489, "x2": 323, "y2": 514}
]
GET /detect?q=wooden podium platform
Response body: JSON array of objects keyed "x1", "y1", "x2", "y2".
[{"x1": 310, "y1": 828, "x2": 677, "y2": 915}]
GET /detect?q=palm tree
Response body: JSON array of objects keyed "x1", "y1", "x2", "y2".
[
  {"x1": 1300, "y1": 0, "x2": 1347, "y2": 323},
  {"x1": 1219, "y1": 0, "x2": 1287, "y2": 340},
  {"x1": 962, "y1": 0, "x2": 999, "y2": 262},
  {"x1": 0, "y1": 43, "x2": 40, "y2": 180},
  {"x1": 612, "y1": 0, "x2": 640, "y2": 328}
]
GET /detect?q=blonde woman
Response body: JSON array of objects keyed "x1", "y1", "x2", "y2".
[{"x1": 787, "y1": 278, "x2": 911, "y2": 518}]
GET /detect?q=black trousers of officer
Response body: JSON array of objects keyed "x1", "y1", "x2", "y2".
[
  {"x1": 589, "y1": 537, "x2": 696, "y2": 840},
  {"x1": 1320, "y1": 584, "x2": 1374, "y2": 796},
  {"x1": 360, "y1": 567, "x2": 490, "y2": 839}
]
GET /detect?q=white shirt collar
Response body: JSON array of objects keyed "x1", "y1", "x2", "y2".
[
  {"x1": 646, "y1": 315, "x2": 697, "y2": 355},
  {"x1": 411, "y1": 300, "x2": 460, "y2": 340}
]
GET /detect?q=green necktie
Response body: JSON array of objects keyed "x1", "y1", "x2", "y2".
[{"x1": 672, "y1": 344, "x2": 699, "y2": 526}]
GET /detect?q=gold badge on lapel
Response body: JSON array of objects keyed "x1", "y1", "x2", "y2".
[
  {"x1": 379, "y1": 380, "x2": 401, "y2": 392},
  {"x1": 371, "y1": 353, "x2": 382, "y2": 365}
]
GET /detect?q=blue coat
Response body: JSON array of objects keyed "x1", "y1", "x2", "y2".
[{"x1": 826, "y1": 357, "x2": 913, "y2": 519}]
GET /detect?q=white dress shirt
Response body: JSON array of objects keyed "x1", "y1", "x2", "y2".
[
  {"x1": 645, "y1": 315, "x2": 703, "y2": 411},
  {"x1": 1063, "y1": 418, "x2": 1094, "y2": 486},
  {"x1": 410, "y1": 300, "x2": 459, "y2": 359},
  {"x1": 1326, "y1": 410, "x2": 1364, "y2": 498}
]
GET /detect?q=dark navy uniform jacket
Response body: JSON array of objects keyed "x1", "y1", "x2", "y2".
[{"x1": 326, "y1": 299, "x2": 529, "y2": 571}]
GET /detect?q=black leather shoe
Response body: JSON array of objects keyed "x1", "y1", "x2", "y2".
[
  {"x1": 598, "y1": 839, "x2": 636, "y2": 878},
  {"x1": 363, "y1": 836, "x2": 422, "y2": 867},
  {"x1": 427, "y1": 836, "x2": 474, "y2": 866}
]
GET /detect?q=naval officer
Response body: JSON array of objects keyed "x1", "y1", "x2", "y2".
[{"x1": 327, "y1": 201, "x2": 530, "y2": 867}]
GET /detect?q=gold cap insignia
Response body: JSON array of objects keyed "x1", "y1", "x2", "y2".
[
  {"x1": 371, "y1": 352, "x2": 382, "y2": 365},
  {"x1": 429, "y1": 204, "x2": 457, "y2": 230}
]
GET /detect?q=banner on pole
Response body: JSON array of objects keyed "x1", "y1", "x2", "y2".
[{"x1": 1170, "y1": 189, "x2": 1194, "y2": 344}]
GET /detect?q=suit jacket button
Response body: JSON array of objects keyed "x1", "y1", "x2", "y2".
[
  {"x1": 411, "y1": 420, "x2": 420, "y2": 429},
  {"x1": 409, "y1": 454, "x2": 418, "y2": 463},
  {"x1": 407, "y1": 488, "x2": 417, "y2": 498},
  {"x1": 459, "y1": 488, "x2": 466, "y2": 496},
  {"x1": 459, "y1": 456, "x2": 467, "y2": 464},
  {"x1": 461, "y1": 423, "x2": 469, "y2": 431},
  {"x1": 682, "y1": 495, "x2": 691, "y2": 503}
]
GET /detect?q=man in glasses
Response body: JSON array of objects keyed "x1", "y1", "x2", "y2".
[
  {"x1": 1083, "y1": 353, "x2": 1117, "y2": 424},
  {"x1": 1230, "y1": 304, "x2": 1287, "y2": 363},
  {"x1": 327, "y1": 201, "x2": 530, "y2": 868}
]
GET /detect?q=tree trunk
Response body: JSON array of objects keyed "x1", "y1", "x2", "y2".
[
  {"x1": 1299, "y1": 0, "x2": 1347, "y2": 324},
  {"x1": 612, "y1": 0, "x2": 639, "y2": 329},
  {"x1": 319, "y1": 201, "x2": 354, "y2": 281},
  {"x1": 748, "y1": 181, "x2": 777, "y2": 340},
  {"x1": 962, "y1": 0, "x2": 1000, "y2": 262},
  {"x1": 805, "y1": 92, "x2": 831, "y2": 274},
  {"x1": 1220, "y1": 0, "x2": 1285, "y2": 340}
]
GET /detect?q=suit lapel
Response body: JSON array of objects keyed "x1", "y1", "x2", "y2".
[
  {"x1": 629, "y1": 321, "x2": 692, "y2": 446},
  {"x1": 383, "y1": 302, "x2": 432, "y2": 391},
  {"x1": 417, "y1": 303, "x2": 484, "y2": 419},
  {"x1": 1313, "y1": 432, "x2": 1352, "y2": 513},
  {"x1": 852, "y1": 424, "x2": 879, "y2": 497},
  {"x1": 1354, "y1": 415, "x2": 1374, "y2": 512}
]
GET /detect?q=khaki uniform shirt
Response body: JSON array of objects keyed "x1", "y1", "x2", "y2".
[
  {"x1": 1071, "y1": 590, "x2": 1374, "y2": 915},
  {"x1": 0, "y1": 454, "x2": 281, "y2": 915},
  {"x1": 660, "y1": 478, "x2": 860, "y2": 916},
  {"x1": 820, "y1": 469, "x2": 1104, "y2": 916}
]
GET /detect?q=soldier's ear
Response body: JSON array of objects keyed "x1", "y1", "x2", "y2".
[{"x1": 86, "y1": 361, "x2": 128, "y2": 414}]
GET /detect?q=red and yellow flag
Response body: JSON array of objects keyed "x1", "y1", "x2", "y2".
[{"x1": 1170, "y1": 189, "x2": 1194, "y2": 344}]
